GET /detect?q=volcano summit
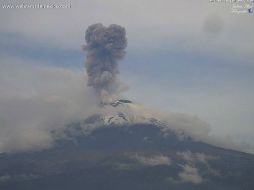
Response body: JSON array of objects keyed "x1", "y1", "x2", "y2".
[
  {"x1": 0, "y1": 24, "x2": 253, "y2": 190},
  {"x1": 0, "y1": 98, "x2": 254, "y2": 190}
]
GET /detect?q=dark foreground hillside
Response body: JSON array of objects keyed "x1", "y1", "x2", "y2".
[{"x1": 0, "y1": 124, "x2": 254, "y2": 190}]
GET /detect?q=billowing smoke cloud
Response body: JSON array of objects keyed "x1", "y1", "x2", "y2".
[
  {"x1": 83, "y1": 23, "x2": 127, "y2": 103},
  {"x1": 0, "y1": 57, "x2": 99, "y2": 153},
  {"x1": 0, "y1": 56, "x2": 253, "y2": 154}
]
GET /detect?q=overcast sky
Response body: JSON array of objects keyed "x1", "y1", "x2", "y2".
[{"x1": 0, "y1": 0, "x2": 254, "y2": 151}]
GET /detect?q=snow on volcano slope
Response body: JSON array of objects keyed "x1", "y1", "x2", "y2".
[
  {"x1": 52, "y1": 99, "x2": 250, "y2": 154},
  {"x1": 53, "y1": 99, "x2": 210, "y2": 146}
]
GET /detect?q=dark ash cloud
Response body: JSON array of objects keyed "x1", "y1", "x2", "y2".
[{"x1": 83, "y1": 23, "x2": 127, "y2": 103}]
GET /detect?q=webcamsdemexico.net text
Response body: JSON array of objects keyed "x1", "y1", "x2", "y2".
[{"x1": 1, "y1": 3, "x2": 71, "y2": 9}]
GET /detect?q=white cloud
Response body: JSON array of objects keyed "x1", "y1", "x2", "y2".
[
  {"x1": 0, "y1": 174, "x2": 39, "y2": 182},
  {"x1": 133, "y1": 154, "x2": 171, "y2": 166},
  {"x1": 0, "y1": 175, "x2": 11, "y2": 182},
  {"x1": 0, "y1": 56, "x2": 99, "y2": 152},
  {"x1": 124, "y1": 75, "x2": 254, "y2": 154},
  {"x1": 177, "y1": 151, "x2": 220, "y2": 176},
  {"x1": 126, "y1": 104, "x2": 211, "y2": 141},
  {"x1": 178, "y1": 164, "x2": 203, "y2": 184},
  {"x1": 125, "y1": 104, "x2": 254, "y2": 154},
  {"x1": 177, "y1": 151, "x2": 216, "y2": 164}
]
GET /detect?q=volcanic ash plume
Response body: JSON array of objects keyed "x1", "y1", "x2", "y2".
[{"x1": 83, "y1": 23, "x2": 127, "y2": 103}]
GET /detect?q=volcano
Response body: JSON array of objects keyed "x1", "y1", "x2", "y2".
[{"x1": 0, "y1": 99, "x2": 254, "y2": 190}]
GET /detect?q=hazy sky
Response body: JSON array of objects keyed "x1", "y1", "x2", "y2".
[{"x1": 0, "y1": 0, "x2": 254, "y2": 151}]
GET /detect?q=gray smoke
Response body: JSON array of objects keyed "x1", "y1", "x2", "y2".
[{"x1": 83, "y1": 23, "x2": 127, "y2": 103}]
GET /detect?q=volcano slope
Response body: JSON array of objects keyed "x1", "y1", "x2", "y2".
[{"x1": 0, "y1": 101, "x2": 254, "y2": 190}]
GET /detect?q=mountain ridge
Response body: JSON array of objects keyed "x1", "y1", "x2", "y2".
[{"x1": 0, "y1": 99, "x2": 254, "y2": 190}]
